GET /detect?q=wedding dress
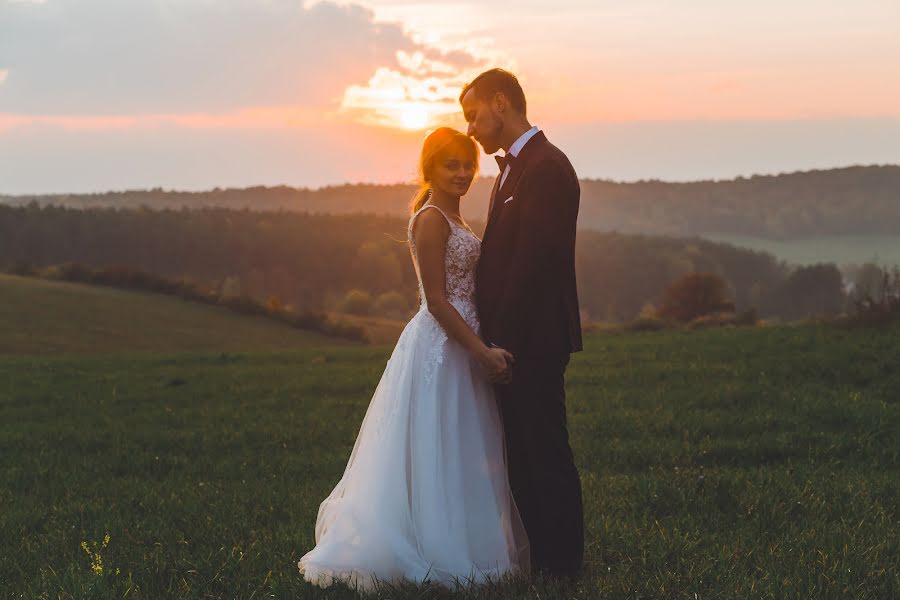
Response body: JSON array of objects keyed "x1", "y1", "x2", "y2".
[{"x1": 298, "y1": 203, "x2": 529, "y2": 591}]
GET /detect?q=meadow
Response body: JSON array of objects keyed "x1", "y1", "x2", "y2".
[
  {"x1": 1, "y1": 275, "x2": 898, "y2": 599},
  {"x1": 701, "y1": 233, "x2": 900, "y2": 268},
  {"x1": 0, "y1": 274, "x2": 344, "y2": 355}
]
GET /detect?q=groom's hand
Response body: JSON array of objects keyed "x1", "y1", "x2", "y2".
[
  {"x1": 480, "y1": 346, "x2": 514, "y2": 384},
  {"x1": 497, "y1": 347, "x2": 515, "y2": 384}
]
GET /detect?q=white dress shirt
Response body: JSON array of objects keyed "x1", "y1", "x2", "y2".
[{"x1": 499, "y1": 125, "x2": 541, "y2": 188}]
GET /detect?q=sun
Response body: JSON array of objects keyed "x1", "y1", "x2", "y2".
[
  {"x1": 341, "y1": 66, "x2": 471, "y2": 131},
  {"x1": 399, "y1": 103, "x2": 429, "y2": 130}
]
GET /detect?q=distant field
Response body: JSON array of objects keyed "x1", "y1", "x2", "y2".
[
  {"x1": 0, "y1": 273, "x2": 351, "y2": 354},
  {"x1": 1, "y1": 320, "x2": 897, "y2": 598},
  {"x1": 702, "y1": 233, "x2": 900, "y2": 267}
]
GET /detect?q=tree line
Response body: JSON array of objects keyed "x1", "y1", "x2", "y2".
[
  {"x1": 3, "y1": 165, "x2": 898, "y2": 238},
  {"x1": 0, "y1": 203, "x2": 850, "y2": 323}
]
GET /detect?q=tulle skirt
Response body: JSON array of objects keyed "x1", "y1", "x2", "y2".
[{"x1": 298, "y1": 308, "x2": 529, "y2": 591}]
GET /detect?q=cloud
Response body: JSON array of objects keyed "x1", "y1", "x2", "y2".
[
  {"x1": 335, "y1": 31, "x2": 496, "y2": 128},
  {"x1": 0, "y1": 0, "x2": 425, "y2": 114},
  {"x1": 0, "y1": 0, "x2": 491, "y2": 133}
]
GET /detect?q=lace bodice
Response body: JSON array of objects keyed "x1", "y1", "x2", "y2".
[{"x1": 408, "y1": 204, "x2": 481, "y2": 332}]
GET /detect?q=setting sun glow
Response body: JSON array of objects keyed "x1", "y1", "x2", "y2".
[
  {"x1": 399, "y1": 103, "x2": 429, "y2": 130},
  {"x1": 5, "y1": 0, "x2": 900, "y2": 193},
  {"x1": 340, "y1": 65, "x2": 482, "y2": 131}
]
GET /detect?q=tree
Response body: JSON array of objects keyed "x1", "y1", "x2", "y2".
[
  {"x1": 763, "y1": 263, "x2": 846, "y2": 320},
  {"x1": 374, "y1": 291, "x2": 409, "y2": 319},
  {"x1": 338, "y1": 289, "x2": 373, "y2": 316},
  {"x1": 850, "y1": 262, "x2": 886, "y2": 303},
  {"x1": 658, "y1": 272, "x2": 735, "y2": 323},
  {"x1": 220, "y1": 275, "x2": 242, "y2": 299}
]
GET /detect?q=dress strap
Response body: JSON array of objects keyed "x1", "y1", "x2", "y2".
[
  {"x1": 408, "y1": 203, "x2": 458, "y2": 245},
  {"x1": 412, "y1": 203, "x2": 455, "y2": 227}
]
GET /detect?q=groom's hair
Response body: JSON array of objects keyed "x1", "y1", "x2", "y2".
[{"x1": 459, "y1": 69, "x2": 527, "y2": 116}]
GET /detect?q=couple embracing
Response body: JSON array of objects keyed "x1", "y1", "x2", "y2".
[{"x1": 299, "y1": 68, "x2": 584, "y2": 590}]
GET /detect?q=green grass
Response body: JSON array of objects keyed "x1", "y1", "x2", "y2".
[
  {"x1": 0, "y1": 288, "x2": 898, "y2": 597},
  {"x1": 0, "y1": 273, "x2": 346, "y2": 354}
]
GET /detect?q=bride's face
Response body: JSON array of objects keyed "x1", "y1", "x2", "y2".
[{"x1": 432, "y1": 151, "x2": 476, "y2": 198}]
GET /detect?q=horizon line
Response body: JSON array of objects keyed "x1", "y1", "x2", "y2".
[{"x1": 2, "y1": 163, "x2": 899, "y2": 198}]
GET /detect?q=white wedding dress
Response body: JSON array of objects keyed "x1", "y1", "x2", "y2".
[{"x1": 298, "y1": 203, "x2": 529, "y2": 591}]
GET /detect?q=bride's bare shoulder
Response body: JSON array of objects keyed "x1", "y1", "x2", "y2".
[{"x1": 410, "y1": 207, "x2": 451, "y2": 247}]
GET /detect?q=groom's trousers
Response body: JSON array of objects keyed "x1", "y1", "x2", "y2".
[{"x1": 496, "y1": 354, "x2": 584, "y2": 578}]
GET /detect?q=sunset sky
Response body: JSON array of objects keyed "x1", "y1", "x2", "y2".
[{"x1": 1, "y1": 0, "x2": 899, "y2": 194}]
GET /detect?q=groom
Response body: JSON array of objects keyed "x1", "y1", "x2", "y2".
[{"x1": 460, "y1": 69, "x2": 584, "y2": 578}]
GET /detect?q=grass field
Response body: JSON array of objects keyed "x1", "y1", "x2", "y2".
[
  {"x1": 1, "y1": 277, "x2": 898, "y2": 598},
  {"x1": 0, "y1": 273, "x2": 348, "y2": 354}
]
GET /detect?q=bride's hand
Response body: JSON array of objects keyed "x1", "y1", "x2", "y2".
[{"x1": 479, "y1": 346, "x2": 514, "y2": 384}]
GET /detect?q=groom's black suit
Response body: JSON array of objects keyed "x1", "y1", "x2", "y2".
[{"x1": 476, "y1": 130, "x2": 584, "y2": 577}]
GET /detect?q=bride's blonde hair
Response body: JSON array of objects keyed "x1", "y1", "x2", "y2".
[{"x1": 410, "y1": 127, "x2": 479, "y2": 215}]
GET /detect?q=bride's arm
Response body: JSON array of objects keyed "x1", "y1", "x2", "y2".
[{"x1": 412, "y1": 209, "x2": 512, "y2": 383}]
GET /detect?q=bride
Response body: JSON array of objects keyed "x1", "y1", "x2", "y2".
[{"x1": 298, "y1": 127, "x2": 529, "y2": 590}]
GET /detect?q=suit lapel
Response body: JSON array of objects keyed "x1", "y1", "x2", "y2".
[
  {"x1": 486, "y1": 172, "x2": 502, "y2": 224},
  {"x1": 495, "y1": 160, "x2": 524, "y2": 206},
  {"x1": 483, "y1": 131, "x2": 548, "y2": 241}
]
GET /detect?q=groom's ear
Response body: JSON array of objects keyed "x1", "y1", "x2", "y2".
[{"x1": 493, "y1": 92, "x2": 509, "y2": 113}]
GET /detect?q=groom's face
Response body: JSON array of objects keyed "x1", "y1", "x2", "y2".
[{"x1": 461, "y1": 89, "x2": 504, "y2": 155}]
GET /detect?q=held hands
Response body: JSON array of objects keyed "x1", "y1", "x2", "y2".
[{"x1": 478, "y1": 345, "x2": 515, "y2": 384}]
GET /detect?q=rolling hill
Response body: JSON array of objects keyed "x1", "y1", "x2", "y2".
[{"x1": 0, "y1": 273, "x2": 351, "y2": 354}]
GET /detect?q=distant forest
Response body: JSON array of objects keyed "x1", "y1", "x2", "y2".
[
  {"x1": 0, "y1": 204, "x2": 849, "y2": 323},
  {"x1": 3, "y1": 165, "x2": 898, "y2": 239}
]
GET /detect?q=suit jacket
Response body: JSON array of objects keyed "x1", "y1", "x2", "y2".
[{"x1": 476, "y1": 130, "x2": 583, "y2": 360}]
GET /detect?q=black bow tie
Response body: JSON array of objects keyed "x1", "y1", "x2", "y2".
[{"x1": 495, "y1": 153, "x2": 515, "y2": 172}]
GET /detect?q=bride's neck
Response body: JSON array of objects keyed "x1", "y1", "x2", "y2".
[{"x1": 429, "y1": 189, "x2": 461, "y2": 215}]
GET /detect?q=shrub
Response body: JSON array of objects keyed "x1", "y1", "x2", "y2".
[
  {"x1": 733, "y1": 308, "x2": 759, "y2": 326},
  {"x1": 339, "y1": 289, "x2": 373, "y2": 316},
  {"x1": 637, "y1": 302, "x2": 657, "y2": 319},
  {"x1": 625, "y1": 316, "x2": 669, "y2": 332},
  {"x1": 847, "y1": 266, "x2": 900, "y2": 326},
  {"x1": 373, "y1": 291, "x2": 409, "y2": 319},
  {"x1": 687, "y1": 308, "x2": 759, "y2": 330},
  {"x1": 54, "y1": 262, "x2": 95, "y2": 283},
  {"x1": 658, "y1": 272, "x2": 735, "y2": 323},
  {"x1": 220, "y1": 276, "x2": 242, "y2": 299},
  {"x1": 687, "y1": 312, "x2": 736, "y2": 330},
  {"x1": 221, "y1": 295, "x2": 267, "y2": 316},
  {"x1": 266, "y1": 295, "x2": 284, "y2": 313},
  {"x1": 762, "y1": 263, "x2": 845, "y2": 320},
  {"x1": 8, "y1": 261, "x2": 36, "y2": 276}
]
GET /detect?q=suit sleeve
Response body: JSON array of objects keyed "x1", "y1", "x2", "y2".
[{"x1": 492, "y1": 158, "x2": 576, "y2": 355}]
